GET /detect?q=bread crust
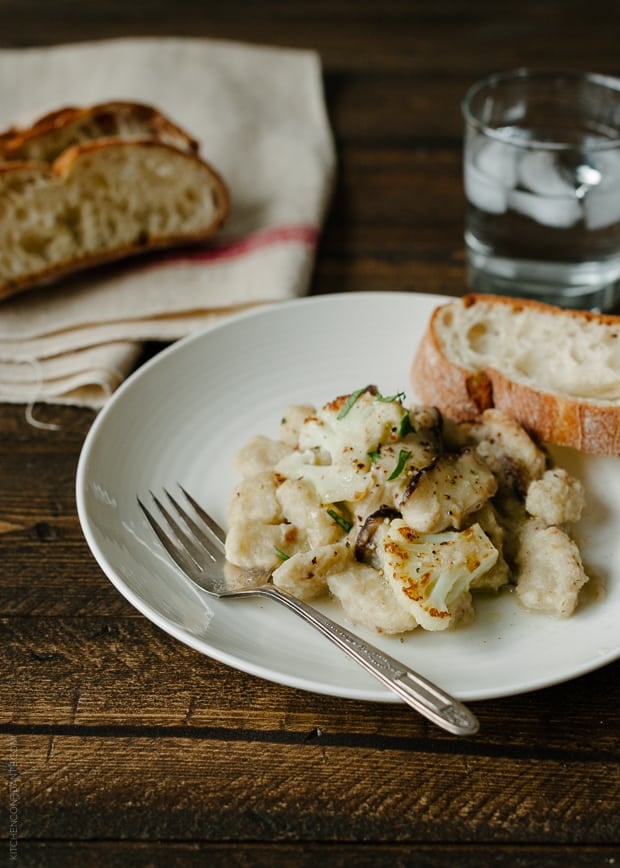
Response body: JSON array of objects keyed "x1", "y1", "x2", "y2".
[
  {"x1": 487, "y1": 367, "x2": 620, "y2": 456},
  {"x1": 0, "y1": 138, "x2": 229, "y2": 301},
  {"x1": 410, "y1": 294, "x2": 620, "y2": 456},
  {"x1": 410, "y1": 300, "x2": 494, "y2": 421},
  {"x1": 0, "y1": 100, "x2": 199, "y2": 163},
  {"x1": 458, "y1": 292, "x2": 620, "y2": 328}
]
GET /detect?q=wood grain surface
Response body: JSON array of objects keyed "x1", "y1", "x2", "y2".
[{"x1": 1, "y1": 2, "x2": 619, "y2": 865}]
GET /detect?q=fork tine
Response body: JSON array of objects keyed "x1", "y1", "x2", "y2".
[
  {"x1": 137, "y1": 495, "x2": 200, "y2": 577},
  {"x1": 178, "y1": 484, "x2": 226, "y2": 549},
  {"x1": 150, "y1": 491, "x2": 213, "y2": 568},
  {"x1": 165, "y1": 487, "x2": 222, "y2": 561}
]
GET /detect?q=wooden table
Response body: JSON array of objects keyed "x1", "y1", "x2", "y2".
[{"x1": 2, "y1": 3, "x2": 619, "y2": 865}]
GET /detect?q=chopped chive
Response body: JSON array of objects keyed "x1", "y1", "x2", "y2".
[
  {"x1": 368, "y1": 449, "x2": 381, "y2": 464},
  {"x1": 398, "y1": 411, "x2": 413, "y2": 438},
  {"x1": 327, "y1": 507, "x2": 353, "y2": 533},
  {"x1": 274, "y1": 545, "x2": 290, "y2": 561},
  {"x1": 337, "y1": 387, "x2": 367, "y2": 419},
  {"x1": 388, "y1": 449, "x2": 412, "y2": 480}
]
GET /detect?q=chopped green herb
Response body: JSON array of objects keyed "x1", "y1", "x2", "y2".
[
  {"x1": 337, "y1": 387, "x2": 367, "y2": 419},
  {"x1": 398, "y1": 411, "x2": 413, "y2": 438},
  {"x1": 377, "y1": 391, "x2": 406, "y2": 404},
  {"x1": 273, "y1": 546, "x2": 290, "y2": 561},
  {"x1": 388, "y1": 449, "x2": 412, "y2": 480},
  {"x1": 327, "y1": 507, "x2": 353, "y2": 533},
  {"x1": 367, "y1": 449, "x2": 381, "y2": 464}
]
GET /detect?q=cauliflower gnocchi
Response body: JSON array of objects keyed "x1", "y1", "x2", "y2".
[{"x1": 225, "y1": 387, "x2": 590, "y2": 633}]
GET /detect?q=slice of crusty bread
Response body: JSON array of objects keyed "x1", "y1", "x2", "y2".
[
  {"x1": 0, "y1": 101, "x2": 199, "y2": 164},
  {"x1": 411, "y1": 293, "x2": 620, "y2": 456},
  {"x1": 0, "y1": 138, "x2": 228, "y2": 300}
]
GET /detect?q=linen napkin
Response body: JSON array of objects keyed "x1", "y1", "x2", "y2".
[{"x1": 0, "y1": 37, "x2": 335, "y2": 408}]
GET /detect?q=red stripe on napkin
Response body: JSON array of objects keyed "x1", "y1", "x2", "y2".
[{"x1": 164, "y1": 224, "x2": 319, "y2": 264}]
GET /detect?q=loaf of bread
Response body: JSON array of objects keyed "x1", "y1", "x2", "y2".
[
  {"x1": 0, "y1": 101, "x2": 228, "y2": 300},
  {"x1": 411, "y1": 293, "x2": 620, "y2": 456}
]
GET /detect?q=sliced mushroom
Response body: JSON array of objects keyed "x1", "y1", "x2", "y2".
[{"x1": 355, "y1": 505, "x2": 401, "y2": 567}]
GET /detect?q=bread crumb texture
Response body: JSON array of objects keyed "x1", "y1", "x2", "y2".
[{"x1": 437, "y1": 298, "x2": 620, "y2": 404}]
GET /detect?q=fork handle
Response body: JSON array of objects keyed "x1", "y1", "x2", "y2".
[{"x1": 257, "y1": 585, "x2": 479, "y2": 736}]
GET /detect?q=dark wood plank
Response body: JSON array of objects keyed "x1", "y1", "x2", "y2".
[
  {"x1": 8, "y1": 842, "x2": 620, "y2": 868},
  {"x1": 2, "y1": 617, "x2": 619, "y2": 784},
  {"x1": 2, "y1": 732, "x2": 618, "y2": 843},
  {"x1": 0, "y1": 0, "x2": 617, "y2": 80},
  {"x1": 8, "y1": 841, "x2": 620, "y2": 868}
]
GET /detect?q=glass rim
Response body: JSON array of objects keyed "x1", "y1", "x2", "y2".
[{"x1": 462, "y1": 67, "x2": 620, "y2": 151}]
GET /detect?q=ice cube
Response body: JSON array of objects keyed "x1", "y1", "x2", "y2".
[
  {"x1": 508, "y1": 188, "x2": 582, "y2": 228},
  {"x1": 517, "y1": 151, "x2": 577, "y2": 197},
  {"x1": 464, "y1": 137, "x2": 518, "y2": 214},
  {"x1": 583, "y1": 149, "x2": 620, "y2": 229},
  {"x1": 464, "y1": 162, "x2": 507, "y2": 214},
  {"x1": 584, "y1": 186, "x2": 620, "y2": 229},
  {"x1": 473, "y1": 138, "x2": 519, "y2": 186},
  {"x1": 591, "y1": 147, "x2": 620, "y2": 184}
]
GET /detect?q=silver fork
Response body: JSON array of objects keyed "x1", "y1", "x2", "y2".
[{"x1": 138, "y1": 485, "x2": 480, "y2": 736}]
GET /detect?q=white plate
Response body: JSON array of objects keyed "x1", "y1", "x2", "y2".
[{"x1": 76, "y1": 292, "x2": 620, "y2": 702}]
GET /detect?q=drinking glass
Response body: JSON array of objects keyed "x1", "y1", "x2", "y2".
[{"x1": 462, "y1": 69, "x2": 620, "y2": 311}]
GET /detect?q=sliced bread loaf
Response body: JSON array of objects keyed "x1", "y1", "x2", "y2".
[
  {"x1": 410, "y1": 294, "x2": 620, "y2": 455},
  {"x1": 0, "y1": 138, "x2": 228, "y2": 300}
]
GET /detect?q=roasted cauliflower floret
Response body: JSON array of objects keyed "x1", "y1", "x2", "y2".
[
  {"x1": 327, "y1": 563, "x2": 418, "y2": 634},
  {"x1": 525, "y1": 468, "x2": 585, "y2": 526},
  {"x1": 276, "y1": 386, "x2": 412, "y2": 503},
  {"x1": 275, "y1": 387, "x2": 446, "y2": 508},
  {"x1": 381, "y1": 519, "x2": 499, "y2": 631},
  {"x1": 515, "y1": 520, "x2": 589, "y2": 617}
]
